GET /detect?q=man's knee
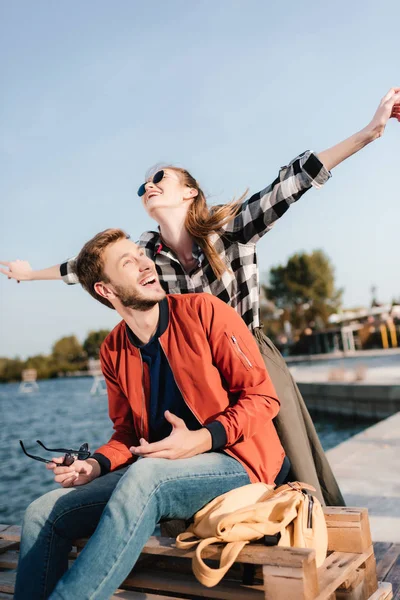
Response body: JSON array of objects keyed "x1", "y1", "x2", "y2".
[
  {"x1": 116, "y1": 458, "x2": 180, "y2": 505},
  {"x1": 23, "y1": 488, "x2": 71, "y2": 532},
  {"x1": 122, "y1": 458, "x2": 171, "y2": 487}
]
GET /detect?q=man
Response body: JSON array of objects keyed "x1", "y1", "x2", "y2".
[{"x1": 15, "y1": 228, "x2": 286, "y2": 600}]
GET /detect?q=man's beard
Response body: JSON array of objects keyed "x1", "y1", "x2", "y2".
[{"x1": 114, "y1": 283, "x2": 165, "y2": 311}]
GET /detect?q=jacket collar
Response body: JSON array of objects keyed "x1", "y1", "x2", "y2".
[{"x1": 125, "y1": 297, "x2": 169, "y2": 348}]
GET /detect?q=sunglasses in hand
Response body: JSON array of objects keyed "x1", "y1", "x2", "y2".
[{"x1": 19, "y1": 440, "x2": 91, "y2": 467}]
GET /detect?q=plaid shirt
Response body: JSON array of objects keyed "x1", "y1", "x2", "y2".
[{"x1": 60, "y1": 151, "x2": 330, "y2": 331}]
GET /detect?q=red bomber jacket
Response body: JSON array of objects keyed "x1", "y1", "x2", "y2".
[{"x1": 94, "y1": 293, "x2": 285, "y2": 484}]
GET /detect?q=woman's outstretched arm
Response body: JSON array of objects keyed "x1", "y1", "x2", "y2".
[
  {"x1": 224, "y1": 87, "x2": 400, "y2": 245},
  {"x1": 318, "y1": 87, "x2": 400, "y2": 171},
  {"x1": 0, "y1": 260, "x2": 62, "y2": 282},
  {"x1": 0, "y1": 256, "x2": 81, "y2": 284}
]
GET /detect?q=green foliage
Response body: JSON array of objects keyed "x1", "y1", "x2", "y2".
[
  {"x1": 52, "y1": 336, "x2": 86, "y2": 365},
  {"x1": 0, "y1": 329, "x2": 111, "y2": 383},
  {"x1": 267, "y1": 250, "x2": 342, "y2": 310},
  {"x1": 263, "y1": 250, "x2": 343, "y2": 337},
  {"x1": 0, "y1": 357, "x2": 25, "y2": 383},
  {"x1": 25, "y1": 354, "x2": 55, "y2": 380},
  {"x1": 83, "y1": 330, "x2": 110, "y2": 359}
]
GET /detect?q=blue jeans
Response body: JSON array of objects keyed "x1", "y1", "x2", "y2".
[{"x1": 15, "y1": 453, "x2": 250, "y2": 600}]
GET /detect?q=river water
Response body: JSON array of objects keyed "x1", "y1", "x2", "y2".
[{"x1": 0, "y1": 377, "x2": 379, "y2": 525}]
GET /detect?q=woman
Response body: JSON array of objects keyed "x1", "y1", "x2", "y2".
[{"x1": 2, "y1": 87, "x2": 399, "y2": 506}]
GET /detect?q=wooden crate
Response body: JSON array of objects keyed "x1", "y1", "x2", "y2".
[{"x1": 0, "y1": 508, "x2": 394, "y2": 600}]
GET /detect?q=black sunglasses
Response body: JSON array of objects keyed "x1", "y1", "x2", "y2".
[
  {"x1": 137, "y1": 170, "x2": 164, "y2": 197},
  {"x1": 19, "y1": 440, "x2": 91, "y2": 467}
]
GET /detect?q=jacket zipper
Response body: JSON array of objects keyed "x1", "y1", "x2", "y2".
[
  {"x1": 231, "y1": 335, "x2": 253, "y2": 368},
  {"x1": 138, "y1": 350, "x2": 146, "y2": 439},
  {"x1": 158, "y1": 339, "x2": 203, "y2": 427},
  {"x1": 158, "y1": 339, "x2": 254, "y2": 481}
]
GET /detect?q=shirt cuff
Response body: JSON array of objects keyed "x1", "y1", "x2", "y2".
[
  {"x1": 91, "y1": 453, "x2": 111, "y2": 476},
  {"x1": 301, "y1": 151, "x2": 331, "y2": 189},
  {"x1": 60, "y1": 259, "x2": 79, "y2": 285},
  {"x1": 204, "y1": 421, "x2": 227, "y2": 451}
]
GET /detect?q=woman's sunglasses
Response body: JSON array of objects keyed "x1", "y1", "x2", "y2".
[
  {"x1": 20, "y1": 440, "x2": 91, "y2": 467},
  {"x1": 137, "y1": 170, "x2": 164, "y2": 197}
]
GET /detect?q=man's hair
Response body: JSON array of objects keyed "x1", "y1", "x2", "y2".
[{"x1": 75, "y1": 228, "x2": 130, "y2": 309}]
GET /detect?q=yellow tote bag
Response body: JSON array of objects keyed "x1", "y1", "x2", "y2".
[{"x1": 176, "y1": 481, "x2": 328, "y2": 587}]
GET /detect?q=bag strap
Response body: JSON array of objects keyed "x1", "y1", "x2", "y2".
[
  {"x1": 273, "y1": 481, "x2": 316, "y2": 496},
  {"x1": 192, "y1": 537, "x2": 250, "y2": 587},
  {"x1": 175, "y1": 530, "x2": 201, "y2": 549}
]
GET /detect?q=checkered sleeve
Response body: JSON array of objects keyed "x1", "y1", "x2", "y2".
[
  {"x1": 60, "y1": 257, "x2": 79, "y2": 285},
  {"x1": 224, "y1": 151, "x2": 331, "y2": 244}
]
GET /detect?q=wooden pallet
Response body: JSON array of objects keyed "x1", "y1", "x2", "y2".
[{"x1": 0, "y1": 508, "x2": 394, "y2": 600}]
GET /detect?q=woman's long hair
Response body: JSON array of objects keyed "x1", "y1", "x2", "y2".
[{"x1": 150, "y1": 166, "x2": 247, "y2": 279}]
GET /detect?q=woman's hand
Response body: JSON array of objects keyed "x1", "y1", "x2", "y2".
[
  {"x1": 318, "y1": 87, "x2": 400, "y2": 171},
  {"x1": 0, "y1": 260, "x2": 33, "y2": 282},
  {"x1": 364, "y1": 87, "x2": 400, "y2": 139},
  {"x1": 0, "y1": 261, "x2": 62, "y2": 282}
]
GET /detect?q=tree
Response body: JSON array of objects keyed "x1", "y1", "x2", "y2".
[
  {"x1": 83, "y1": 330, "x2": 111, "y2": 359},
  {"x1": 52, "y1": 336, "x2": 86, "y2": 365},
  {"x1": 0, "y1": 357, "x2": 24, "y2": 383},
  {"x1": 263, "y1": 250, "x2": 342, "y2": 331}
]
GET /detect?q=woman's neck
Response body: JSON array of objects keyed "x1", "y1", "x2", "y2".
[{"x1": 157, "y1": 214, "x2": 194, "y2": 262}]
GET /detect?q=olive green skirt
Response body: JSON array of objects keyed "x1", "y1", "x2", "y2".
[{"x1": 253, "y1": 328, "x2": 344, "y2": 506}]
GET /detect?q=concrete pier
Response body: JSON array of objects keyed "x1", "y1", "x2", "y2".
[
  {"x1": 289, "y1": 351, "x2": 400, "y2": 418},
  {"x1": 326, "y1": 411, "x2": 400, "y2": 542},
  {"x1": 298, "y1": 382, "x2": 400, "y2": 419}
]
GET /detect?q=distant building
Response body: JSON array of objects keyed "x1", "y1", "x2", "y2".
[
  {"x1": 88, "y1": 359, "x2": 107, "y2": 395},
  {"x1": 19, "y1": 369, "x2": 39, "y2": 393}
]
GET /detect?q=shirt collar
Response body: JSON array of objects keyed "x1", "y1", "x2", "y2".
[
  {"x1": 125, "y1": 297, "x2": 169, "y2": 348},
  {"x1": 154, "y1": 230, "x2": 204, "y2": 265}
]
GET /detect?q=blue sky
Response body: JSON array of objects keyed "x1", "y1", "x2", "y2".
[{"x1": 1, "y1": 0, "x2": 399, "y2": 358}]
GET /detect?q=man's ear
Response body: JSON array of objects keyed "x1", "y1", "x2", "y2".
[{"x1": 94, "y1": 281, "x2": 116, "y2": 303}]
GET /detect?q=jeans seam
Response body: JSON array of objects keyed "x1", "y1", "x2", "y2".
[
  {"x1": 89, "y1": 471, "x2": 248, "y2": 599},
  {"x1": 43, "y1": 501, "x2": 108, "y2": 598}
]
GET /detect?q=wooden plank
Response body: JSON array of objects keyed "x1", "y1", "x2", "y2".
[
  {"x1": 368, "y1": 582, "x2": 393, "y2": 599},
  {"x1": 0, "y1": 525, "x2": 12, "y2": 534},
  {"x1": 377, "y1": 545, "x2": 400, "y2": 581},
  {"x1": 324, "y1": 508, "x2": 371, "y2": 554},
  {"x1": 335, "y1": 577, "x2": 366, "y2": 600},
  {"x1": 262, "y1": 553, "x2": 319, "y2": 600},
  {"x1": 362, "y1": 552, "x2": 379, "y2": 597},
  {"x1": 76, "y1": 534, "x2": 316, "y2": 568},
  {"x1": 0, "y1": 528, "x2": 21, "y2": 544},
  {"x1": 0, "y1": 550, "x2": 18, "y2": 570},
  {"x1": 111, "y1": 591, "x2": 182, "y2": 599},
  {"x1": 0, "y1": 572, "x2": 16, "y2": 595},
  {"x1": 2, "y1": 512, "x2": 375, "y2": 559},
  {"x1": 0, "y1": 570, "x2": 181, "y2": 600},
  {"x1": 315, "y1": 548, "x2": 374, "y2": 600},
  {"x1": 336, "y1": 567, "x2": 364, "y2": 591},
  {"x1": 374, "y1": 543, "x2": 393, "y2": 567},
  {"x1": 122, "y1": 567, "x2": 265, "y2": 599},
  {"x1": 387, "y1": 553, "x2": 400, "y2": 599},
  {"x1": 0, "y1": 541, "x2": 18, "y2": 555},
  {"x1": 324, "y1": 508, "x2": 366, "y2": 522}
]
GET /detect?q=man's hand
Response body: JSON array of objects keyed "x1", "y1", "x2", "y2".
[
  {"x1": 46, "y1": 457, "x2": 101, "y2": 488},
  {"x1": 130, "y1": 411, "x2": 212, "y2": 460}
]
